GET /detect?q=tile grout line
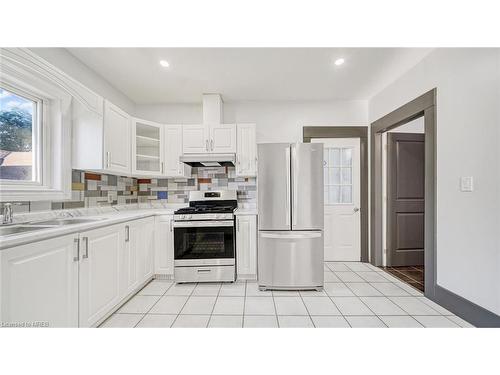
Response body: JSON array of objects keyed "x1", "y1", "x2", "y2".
[
  {"x1": 297, "y1": 292, "x2": 314, "y2": 328},
  {"x1": 206, "y1": 282, "x2": 223, "y2": 328},
  {"x1": 170, "y1": 282, "x2": 199, "y2": 328},
  {"x1": 270, "y1": 285, "x2": 280, "y2": 328},
  {"x1": 323, "y1": 277, "x2": 352, "y2": 327},
  {"x1": 241, "y1": 281, "x2": 247, "y2": 328},
  {"x1": 342, "y1": 282, "x2": 391, "y2": 326},
  {"x1": 333, "y1": 269, "x2": 385, "y2": 327},
  {"x1": 132, "y1": 280, "x2": 174, "y2": 328}
]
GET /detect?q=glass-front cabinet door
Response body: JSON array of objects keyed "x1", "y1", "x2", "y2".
[{"x1": 132, "y1": 118, "x2": 163, "y2": 176}]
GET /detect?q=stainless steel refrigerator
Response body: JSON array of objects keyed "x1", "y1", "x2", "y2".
[{"x1": 257, "y1": 143, "x2": 324, "y2": 291}]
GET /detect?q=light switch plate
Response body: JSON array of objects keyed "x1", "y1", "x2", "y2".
[{"x1": 460, "y1": 176, "x2": 474, "y2": 192}]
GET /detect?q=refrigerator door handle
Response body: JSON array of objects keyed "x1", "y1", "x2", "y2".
[
  {"x1": 285, "y1": 146, "x2": 291, "y2": 225},
  {"x1": 292, "y1": 144, "x2": 298, "y2": 226},
  {"x1": 260, "y1": 232, "x2": 322, "y2": 239}
]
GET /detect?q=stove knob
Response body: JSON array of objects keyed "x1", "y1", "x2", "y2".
[
  {"x1": 187, "y1": 215, "x2": 192, "y2": 219},
  {"x1": 181, "y1": 215, "x2": 186, "y2": 220}
]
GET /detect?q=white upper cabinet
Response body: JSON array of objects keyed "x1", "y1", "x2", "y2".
[
  {"x1": 104, "y1": 100, "x2": 132, "y2": 174},
  {"x1": 73, "y1": 98, "x2": 132, "y2": 176},
  {"x1": 236, "y1": 123, "x2": 257, "y2": 176},
  {"x1": 183, "y1": 123, "x2": 236, "y2": 154},
  {"x1": 164, "y1": 125, "x2": 191, "y2": 177},
  {"x1": 210, "y1": 123, "x2": 237, "y2": 153},
  {"x1": 132, "y1": 118, "x2": 163, "y2": 176},
  {"x1": 182, "y1": 124, "x2": 210, "y2": 154}
]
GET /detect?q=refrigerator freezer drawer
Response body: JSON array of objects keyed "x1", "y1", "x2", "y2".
[{"x1": 258, "y1": 230, "x2": 324, "y2": 290}]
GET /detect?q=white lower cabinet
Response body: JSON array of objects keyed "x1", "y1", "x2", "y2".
[
  {"x1": 121, "y1": 222, "x2": 139, "y2": 297},
  {"x1": 154, "y1": 215, "x2": 174, "y2": 277},
  {"x1": 136, "y1": 218, "x2": 155, "y2": 282},
  {"x1": 1, "y1": 216, "x2": 169, "y2": 327},
  {"x1": 79, "y1": 224, "x2": 123, "y2": 328},
  {"x1": 0, "y1": 234, "x2": 79, "y2": 328},
  {"x1": 121, "y1": 217, "x2": 155, "y2": 297},
  {"x1": 236, "y1": 215, "x2": 257, "y2": 279}
]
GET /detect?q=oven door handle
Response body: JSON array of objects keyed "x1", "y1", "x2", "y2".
[{"x1": 173, "y1": 220, "x2": 234, "y2": 228}]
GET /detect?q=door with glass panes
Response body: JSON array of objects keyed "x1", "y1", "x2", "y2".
[{"x1": 312, "y1": 138, "x2": 361, "y2": 261}]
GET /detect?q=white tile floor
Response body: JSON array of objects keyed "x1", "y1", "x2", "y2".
[{"x1": 100, "y1": 262, "x2": 475, "y2": 328}]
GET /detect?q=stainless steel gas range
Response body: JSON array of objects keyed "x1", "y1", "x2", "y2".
[{"x1": 173, "y1": 190, "x2": 237, "y2": 283}]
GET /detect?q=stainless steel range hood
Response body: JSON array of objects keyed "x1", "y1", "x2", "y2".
[
  {"x1": 179, "y1": 94, "x2": 236, "y2": 167},
  {"x1": 180, "y1": 153, "x2": 236, "y2": 167}
]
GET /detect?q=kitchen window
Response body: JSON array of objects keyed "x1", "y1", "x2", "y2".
[
  {"x1": 323, "y1": 147, "x2": 353, "y2": 204},
  {"x1": 1, "y1": 48, "x2": 73, "y2": 202},
  {"x1": 0, "y1": 85, "x2": 42, "y2": 184}
]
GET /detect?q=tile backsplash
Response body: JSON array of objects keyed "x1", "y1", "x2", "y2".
[{"x1": 3, "y1": 167, "x2": 256, "y2": 213}]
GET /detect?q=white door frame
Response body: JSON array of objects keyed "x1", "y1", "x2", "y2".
[{"x1": 303, "y1": 126, "x2": 369, "y2": 263}]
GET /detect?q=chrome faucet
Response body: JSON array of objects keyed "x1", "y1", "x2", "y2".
[{"x1": 2, "y1": 203, "x2": 13, "y2": 225}]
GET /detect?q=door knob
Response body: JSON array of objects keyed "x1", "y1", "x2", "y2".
[{"x1": 353, "y1": 207, "x2": 360, "y2": 213}]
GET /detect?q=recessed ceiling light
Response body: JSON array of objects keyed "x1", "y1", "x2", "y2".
[
  {"x1": 334, "y1": 58, "x2": 345, "y2": 66},
  {"x1": 159, "y1": 60, "x2": 170, "y2": 68}
]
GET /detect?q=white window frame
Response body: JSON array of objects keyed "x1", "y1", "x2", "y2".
[
  {"x1": 324, "y1": 146, "x2": 354, "y2": 205},
  {"x1": 0, "y1": 82, "x2": 43, "y2": 186},
  {"x1": 0, "y1": 49, "x2": 72, "y2": 202}
]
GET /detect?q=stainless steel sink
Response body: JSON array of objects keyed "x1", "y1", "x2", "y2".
[
  {"x1": 0, "y1": 225, "x2": 55, "y2": 236},
  {"x1": 31, "y1": 218, "x2": 105, "y2": 226}
]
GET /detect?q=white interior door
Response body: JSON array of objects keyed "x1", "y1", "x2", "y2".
[{"x1": 312, "y1": 138, "x2": 361, "y2": 261}]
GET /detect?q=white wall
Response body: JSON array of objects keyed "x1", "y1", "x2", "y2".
[
  {"x1": 136, "y1": 100, "x2": 369, "y2": 143},
  {"x1": 388, "y1": 116, "x2": 425, "y2": 133},
  {"x1": 370, "y1": 48, "x2": 500, "y2": 315},
  {"x1": 29, "y1": 48, "x2": 136, "y2": 114}
]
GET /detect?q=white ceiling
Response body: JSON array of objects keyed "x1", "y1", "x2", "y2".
[{"x1": 67, "y1": 48, "x2": 432, "y2": 104}]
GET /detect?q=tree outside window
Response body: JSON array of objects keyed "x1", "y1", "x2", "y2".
[{"x1": 0, "y1": 87, "x2": 36, "y2": 181}]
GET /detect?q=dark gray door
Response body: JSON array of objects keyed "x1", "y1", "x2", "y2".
[{"x1": 387, "y1": 132, "x2": 425, "y2": 266}]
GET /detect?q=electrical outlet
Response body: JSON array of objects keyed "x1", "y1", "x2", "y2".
[{"x1": 460, "y1": 176, "x2": 474, "y2": 192}]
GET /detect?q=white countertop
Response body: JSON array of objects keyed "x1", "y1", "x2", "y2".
[
  {"x1": 1, "y1": 203, "x2": 258, "y2": 250},
  {"x1": 234, "y1": 208, "x2": 258, "y2": 215},
  {"x1": 0, "y1": 205, "x2": 186, "y2": 251}
]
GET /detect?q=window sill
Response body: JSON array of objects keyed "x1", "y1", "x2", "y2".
[{"x1": 0, "y1": 186, "x2": 71, "y2": 202}]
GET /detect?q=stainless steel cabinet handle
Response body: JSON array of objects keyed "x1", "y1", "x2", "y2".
[
  {"x1": 73, "y1": 238, "x2": 80, "y2": 262},
  {"x1": 174, "y1": 220, "x2": 234, "y2": 228},
  {"x1": 292, "y1": 144, "x2": 298, "y2": 226},
  {"x1": 125, "y1": 225, "x2": 130, "y2": 242},
  {"x1": 261, "y1": 232, "x2": 322, "y2": 239},
  {"x1": 210, "y1": 139, "x2": 214, "y2": 151},
  {"x1": 205, "y1": 140, "x2": 209, "y2": 151},
  {"x1": 82, "y1": 237, "x2": 89, "y2": 259},
  {"x1": 197, "y1": 269, "x2": 211, "y2": 273},
  {"x1": 170, "y1": 219, "x2": 173, "y2": 232},
  {"x1": 106, "y1": 152, "x2": 111, "y2": 168},
  {"x1": 161, "y1": 162, "x2": 164, "y2": 174},
  {"x1": 237, "y1": 219, "x2": 240, "y2": 232}
]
